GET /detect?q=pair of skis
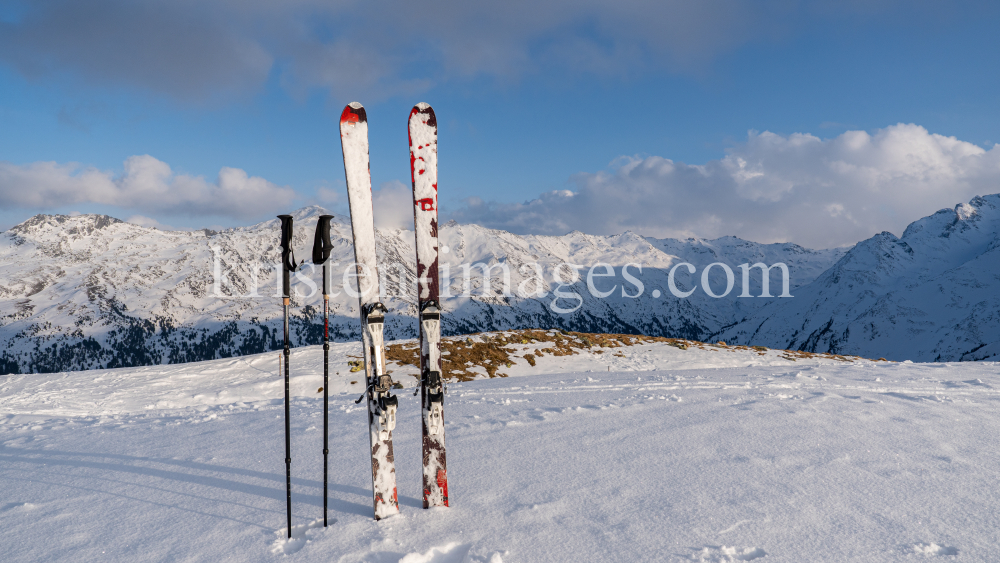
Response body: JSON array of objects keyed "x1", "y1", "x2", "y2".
[{"x1": 340, "y1": 102, "x2": 449, "y2": 520}]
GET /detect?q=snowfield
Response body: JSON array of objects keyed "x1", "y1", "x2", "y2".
[{"x1": 3, "y1": 335, "x2": 999, "y2": 561}]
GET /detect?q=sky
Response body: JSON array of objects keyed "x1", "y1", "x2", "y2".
[{"x1": 1, "y1": 0, "x2": 999, "y2": 248}]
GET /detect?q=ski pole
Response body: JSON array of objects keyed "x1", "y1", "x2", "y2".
[
  {"x1": 278, "y1": 214, "x2": 299, "y2": 538},
  {"x1": 312, "y1": 214, "x2": 334, "y2": 527}
]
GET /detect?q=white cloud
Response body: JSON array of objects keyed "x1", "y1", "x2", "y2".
[
  {"x1": 124, "y1": 215, "x2": 190, "y2": 231},
  {"x1": 0, "y1": 155, "x2": 296, "y2": 220},
  {"x1": 372, "y1": 180, "x2": 415, "y2": 231},
  {"x1": 125, "y1": 215, "x2": 166, "y2": 229},
  {"x1": 449, "y1": 124, "x2": 1000, "y2": 248},
  {"x1": 315, "y1": 186, "x2": 342, "y2": 206}
]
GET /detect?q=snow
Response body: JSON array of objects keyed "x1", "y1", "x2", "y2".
[{"x1": 3, "y1": 338, "x2": 999, "y2": 561}]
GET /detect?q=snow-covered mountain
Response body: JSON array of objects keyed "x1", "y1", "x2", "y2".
[
  {"x1": 7, "y1": 192, "x2": 993, "y2": 373},
  {"x1": 0, "y1": 207, "x2": 843, "y2": 374},
  {"x1": 717, "y1": 194, "x2": 1000, "y2": 362}
]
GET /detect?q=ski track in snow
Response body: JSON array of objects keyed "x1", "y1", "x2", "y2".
[{"x1": 2, "y1": 342, "x2": 999, "y2": 561}]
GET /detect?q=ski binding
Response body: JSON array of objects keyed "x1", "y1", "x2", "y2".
[{"x1": 363, "y1": 302, "x2": 396, "y2": 440}]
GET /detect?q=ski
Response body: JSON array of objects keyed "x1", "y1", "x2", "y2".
[
  {"x1": 340, "y1": 102, "x2": 399, "y2": 520},
  {"x1": 409, "y1": 102, "x2": 449, "y2": 508}
]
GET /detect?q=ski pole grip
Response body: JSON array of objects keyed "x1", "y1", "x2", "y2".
[
  {"x1": 313, "y1": 215, "x2": 334, "y2": 265},
  {"x1": 313, "y1": 214, "x2": 335, "y2": 296},
  {"x1": 278, "y1": 215, "x2": 298, "y2": 297}
]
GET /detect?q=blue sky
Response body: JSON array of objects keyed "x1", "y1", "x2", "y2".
[{"x1": 1, "y1": 0, "x2": 999, "y2": 247}]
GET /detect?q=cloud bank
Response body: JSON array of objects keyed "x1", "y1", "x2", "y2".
[
  {"x1": 0, "y1": 0, "x2": 951, "y2": 101},
  {"x1": 4, "y1": 125, "x2": 997, "y2": 248},
  {"x1": 449, "y1": 124, "x2": 1000, "y2": 248},
  {"x1": 0, "y1": 155, "x2": 295, "y2": 220}
]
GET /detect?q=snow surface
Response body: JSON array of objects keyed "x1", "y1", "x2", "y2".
[{"x1": 3, "y1": 339, "x2": 999, "y2": 561}]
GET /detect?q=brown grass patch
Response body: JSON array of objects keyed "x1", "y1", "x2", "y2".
[
  {"x1": 382, "y1": 328, "x2": 886, "y2": 382},
  {"x1": 384, "y1": 329, "x2": 696, "y2": 382}
]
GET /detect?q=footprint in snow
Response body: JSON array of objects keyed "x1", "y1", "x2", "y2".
[
  {"x1": 908, "y1": 542, "x2": 959, "y2": 556},
  {"x1": 398, "y1": 542, "x2": 506, "y2": 563},
  {"x1": 525, "y1": 407, "x2": 565, "y2": 421},
  {"x1": 685, "y1": 545, "x2": 766, "y2": 562},
  {"x1": 268, "y1": 518, "x2": 330, "y2": 555}
]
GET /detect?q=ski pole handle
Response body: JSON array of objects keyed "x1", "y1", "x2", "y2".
[
  {"x1": 278, "y1": 215, "x2": 298, "y2": 298},
  {"x1": 312, "y1": 215, "x2": 335, "y2": 265},
  {"x1": 313, "y1": 214, "x2": 335, "y2": 296}
]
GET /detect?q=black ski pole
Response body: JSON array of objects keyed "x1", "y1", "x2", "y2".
[
  {"x1": 278, "y1": 214, "x2": 299, "y2": 538},
  {"x1": 312, "y1": 214, "x2": 334, "y2": 527}
]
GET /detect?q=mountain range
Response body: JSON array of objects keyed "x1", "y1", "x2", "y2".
[
  {"x1": 1, "y1": 194, "x2": 997, "y2": 374},
  {"x1": 718, "y1": 194, "x2": 1000, "y2": 362}
]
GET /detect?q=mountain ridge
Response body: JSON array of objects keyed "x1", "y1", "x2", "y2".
[
  {"x1": 716, "y1": 193, "x2": 1000, "y2": 362},
  {"x1": 0, "y1": 207, "x2": 843, "y2": 374},
  {"x1": 3, "y1": 194, "x2": 997, "y2": 374}
]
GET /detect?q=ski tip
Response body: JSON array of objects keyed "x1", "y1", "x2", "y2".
[
  {"x1": 341, "y1": 103, "x2": 367, "y2": 125},
  {"x1": 410, "y1": 103, "x2": 436, "y2": 127}
]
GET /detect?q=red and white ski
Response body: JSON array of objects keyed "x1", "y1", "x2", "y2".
[
  {"x1": 409, "y1": 102, "x2": 449, "y2": 508},
  {"x1": 341, "y1": 102, "x2": 399, "y2": 520}
]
